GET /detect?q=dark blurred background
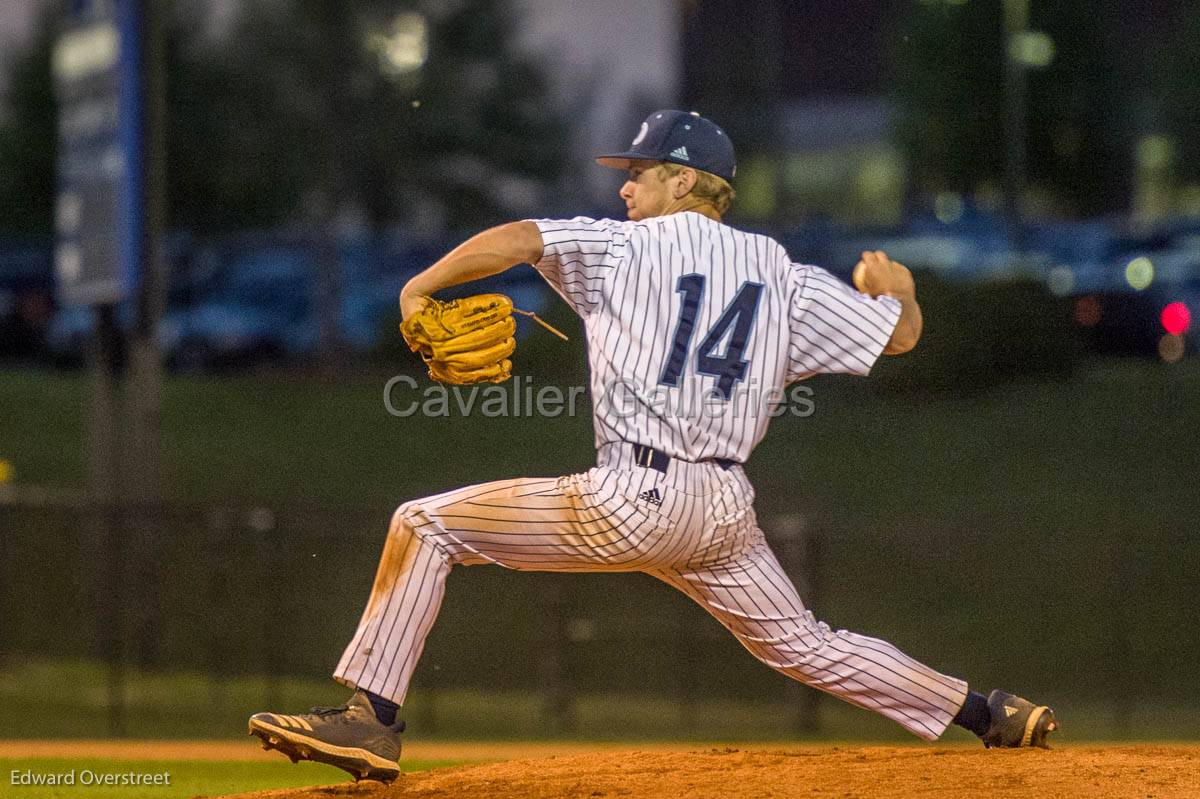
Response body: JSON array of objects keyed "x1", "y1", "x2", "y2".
[{"x1": 0, "y1": 0, "x2": 1197, "y2": 742}]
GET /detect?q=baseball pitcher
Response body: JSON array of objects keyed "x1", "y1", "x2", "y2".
[{"x1": 249, "y1": 110, "x2": 1058, "y2": 782}]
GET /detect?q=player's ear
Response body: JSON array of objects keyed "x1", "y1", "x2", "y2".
[{"x1": 674, "y1": 168, "x2": 697, "y2": 198}]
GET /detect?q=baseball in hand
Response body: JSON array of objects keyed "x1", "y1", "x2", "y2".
[{"x1": 852, "y1": 250, "x2": 914, "y2": 298}]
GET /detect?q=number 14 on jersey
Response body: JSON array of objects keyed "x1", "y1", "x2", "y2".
[{"x1": 659, "y1": 274, "x2": 764, "y2": 400}]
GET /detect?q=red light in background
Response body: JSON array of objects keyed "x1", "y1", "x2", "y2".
[
  {"x1": 1075, "y1": 295, "x2": 1102, "y2": 327},
  {"x1": 1161, "y1": 302, "x2": 1191, "y2": 335}
]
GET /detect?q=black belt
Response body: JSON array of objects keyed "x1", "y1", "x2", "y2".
[{"x1": 631, "y1": 443, "x2": 738, "y2": 473}]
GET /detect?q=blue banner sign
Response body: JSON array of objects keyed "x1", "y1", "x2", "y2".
[{"x1": 53, "y1": 1, "x2": 142, "y2": 306}]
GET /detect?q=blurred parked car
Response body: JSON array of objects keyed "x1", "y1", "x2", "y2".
[
  {"x1": 27, "y1": 216, "x2": 1194, "y2": 370},
  {"x1": 162, "y1": 241, "x2": 316, "y2": 371},
  {"x1": 1067, "y1": 241, "x2": 1200, "y2": 357},
  {"x1": 42, "y1": 231, "x2": 553, "y2": 371},
  {"x1": 0, "y1": 241, "x2": 55, "y2": 362}
]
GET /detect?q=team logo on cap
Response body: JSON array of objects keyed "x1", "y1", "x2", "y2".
[{"x1": 631, "y1": 122, "x2": 649, "y2": 147}]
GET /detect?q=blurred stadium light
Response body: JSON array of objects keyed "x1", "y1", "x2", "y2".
[
  {"x1": 1158, "y1": 333, "x2": 1185, "y2": 363},
  {"x1": 1046, "y1": 265, "x2": 1075, "y2": 297},
  {"x1": 1161, "y1": 302, "x2": 1190, "y2": 336},
  {"x1": 1008, "y1": 30, "x2": 1055, "y2": 68},
  {"x1": 367, "y1": 11, "x2": 428, "y2": 77},
  {"x1": 1125, "y1": 256, "x2": 1154, "y2": 291}
]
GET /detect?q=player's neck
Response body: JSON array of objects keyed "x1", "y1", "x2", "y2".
[{"x1": 661, "y1": 198, "x2": 722, "y2": 221}]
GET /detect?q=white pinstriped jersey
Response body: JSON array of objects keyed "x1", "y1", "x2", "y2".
[{"x1": 532, "y1": 213, "x2": 902, "y2": 463}]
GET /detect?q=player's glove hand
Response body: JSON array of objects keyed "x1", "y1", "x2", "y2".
[{"x1": 400, "y1": 293, "x2": 517, "y2": 384}]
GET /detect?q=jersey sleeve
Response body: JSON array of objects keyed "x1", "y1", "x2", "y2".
[
  {"x1": 785, "y1": 264, "x2": 902, "y2": 379},
  {"x1": 528, "y1": 216, "x2": 628, "y2": 317}
]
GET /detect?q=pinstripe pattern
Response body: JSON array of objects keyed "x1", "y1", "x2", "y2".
[
  {"x1": 334, "y1": 448, "x2": 966, "y2": 739},
  {"x1": 332, "y1": 212, "x2": 968, "y2": 741},
  {"x1": 532, "y1": 214, "x2": 901, "y2": 463}
]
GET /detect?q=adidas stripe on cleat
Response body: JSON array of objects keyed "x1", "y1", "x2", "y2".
[
  {"x1": 981, "y1": 689, "x2": 1059, "y2": 749},
  {"x1": 248, "y1": 690, "x2": 404, "y2": 783}
]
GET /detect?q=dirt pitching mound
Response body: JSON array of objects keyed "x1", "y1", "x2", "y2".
[{"x1": 218, "y1": 744, "x2": 1200, "y2": 799}]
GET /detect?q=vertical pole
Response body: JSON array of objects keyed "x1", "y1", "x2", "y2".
[
  {"x1": 751, "y1": 0, "x2": 783, "y2": 220},
  {"x1": 674, "y1": 601, "x2": 698, "y2": 733},
  {"x1": 120, "y1": 0, "x2": 167, "y2": 668},
  {"x1": 106, "y1": 503, "x2": 126, "y2": 737},
  {"x1": 798, "y1": 526, "x2": 822, "y2": 733},
  {"x1": 313, "y1": 2, "x2": 348, "y2": 377},
  {"x1": 123, "y1": 0, "x2": 166, "y2": 492},
  {"x1": 539, "y1": 578, "x2": 573, "y2": 734},
  {"x1": 207, "y1": 507, "x2": 230, "y2": 727},
  {"x1": 90, "y1": 304, "x2": 125, "y2": 737},
  {"x1": 87, "y1": 305, "x2": 122, "y2": 535},
  {"x1": 1110, "y1": 528, "x2": 1133, "y2": 738},
  {"x1": 773, "y1": 514, "x2": 822, "y2": 734},
  {"x1": 415, "y1": 671, "x2": 438, "y2": 735},
  {"x1": 0, "y1": 500, "x2": 10, "y2": 669},
  {"x1": 258, "y1": 509, "x2": 284, "y2": 713},
  {"x1": 1002, "y1": 0, "x2": 1030, "y2": 251}
]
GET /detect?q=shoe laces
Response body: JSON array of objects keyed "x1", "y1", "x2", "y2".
[{"x1": 308, "y1": 704, "x2": 350, "y2": 718}]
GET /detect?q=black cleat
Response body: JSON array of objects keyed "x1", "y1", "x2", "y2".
[
  {"x1": 981, "y1": 689, "x2": 1059, "y2": 748},
  {"x1": 248, "y1": 690, "x2": 405, "y2": 783}
]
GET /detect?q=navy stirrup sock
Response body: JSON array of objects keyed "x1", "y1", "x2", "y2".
[
  {"x1": 952, "y1": 689, "x2": 991, "y2": 738},
  {"x1": 365, "y1": 691, "x2": 399, "y2": 726}
]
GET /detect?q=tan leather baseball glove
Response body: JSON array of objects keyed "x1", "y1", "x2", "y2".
[{"x1": 400, "y1": 294, "x2": 518, "y2": 384}]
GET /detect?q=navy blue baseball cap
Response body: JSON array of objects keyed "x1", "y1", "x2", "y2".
[{"x1": 596, "y1": 110, "x2": 736, "y2": 181}]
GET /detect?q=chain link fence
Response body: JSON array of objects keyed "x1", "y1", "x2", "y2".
[{"x1": 0, "y1": 490, "x2": 1187, "y2": 739}]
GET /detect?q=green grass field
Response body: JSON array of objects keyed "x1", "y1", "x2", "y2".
[
  {"x1": 2, "y1": 360, "x2": 1199, "y2": 742},
  {"x1": 2, "y1": 657, "x2": 1198, "y2": 743},
  {"x1": 2, "y1": 359, "x2": 1196, "y2": 514}
]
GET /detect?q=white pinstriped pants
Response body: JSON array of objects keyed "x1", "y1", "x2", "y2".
[{"x1": 334, "y1": 444, "x2": 968, "y2": 741}]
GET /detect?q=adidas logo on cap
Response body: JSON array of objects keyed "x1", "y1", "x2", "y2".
[{"x1": 596, "y1": 110, "x2": 736, "y2": 181}]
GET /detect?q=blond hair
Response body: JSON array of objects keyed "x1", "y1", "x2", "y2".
[{"x1": 657, "y1": 162, "x2": 735, "y2": 215}]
